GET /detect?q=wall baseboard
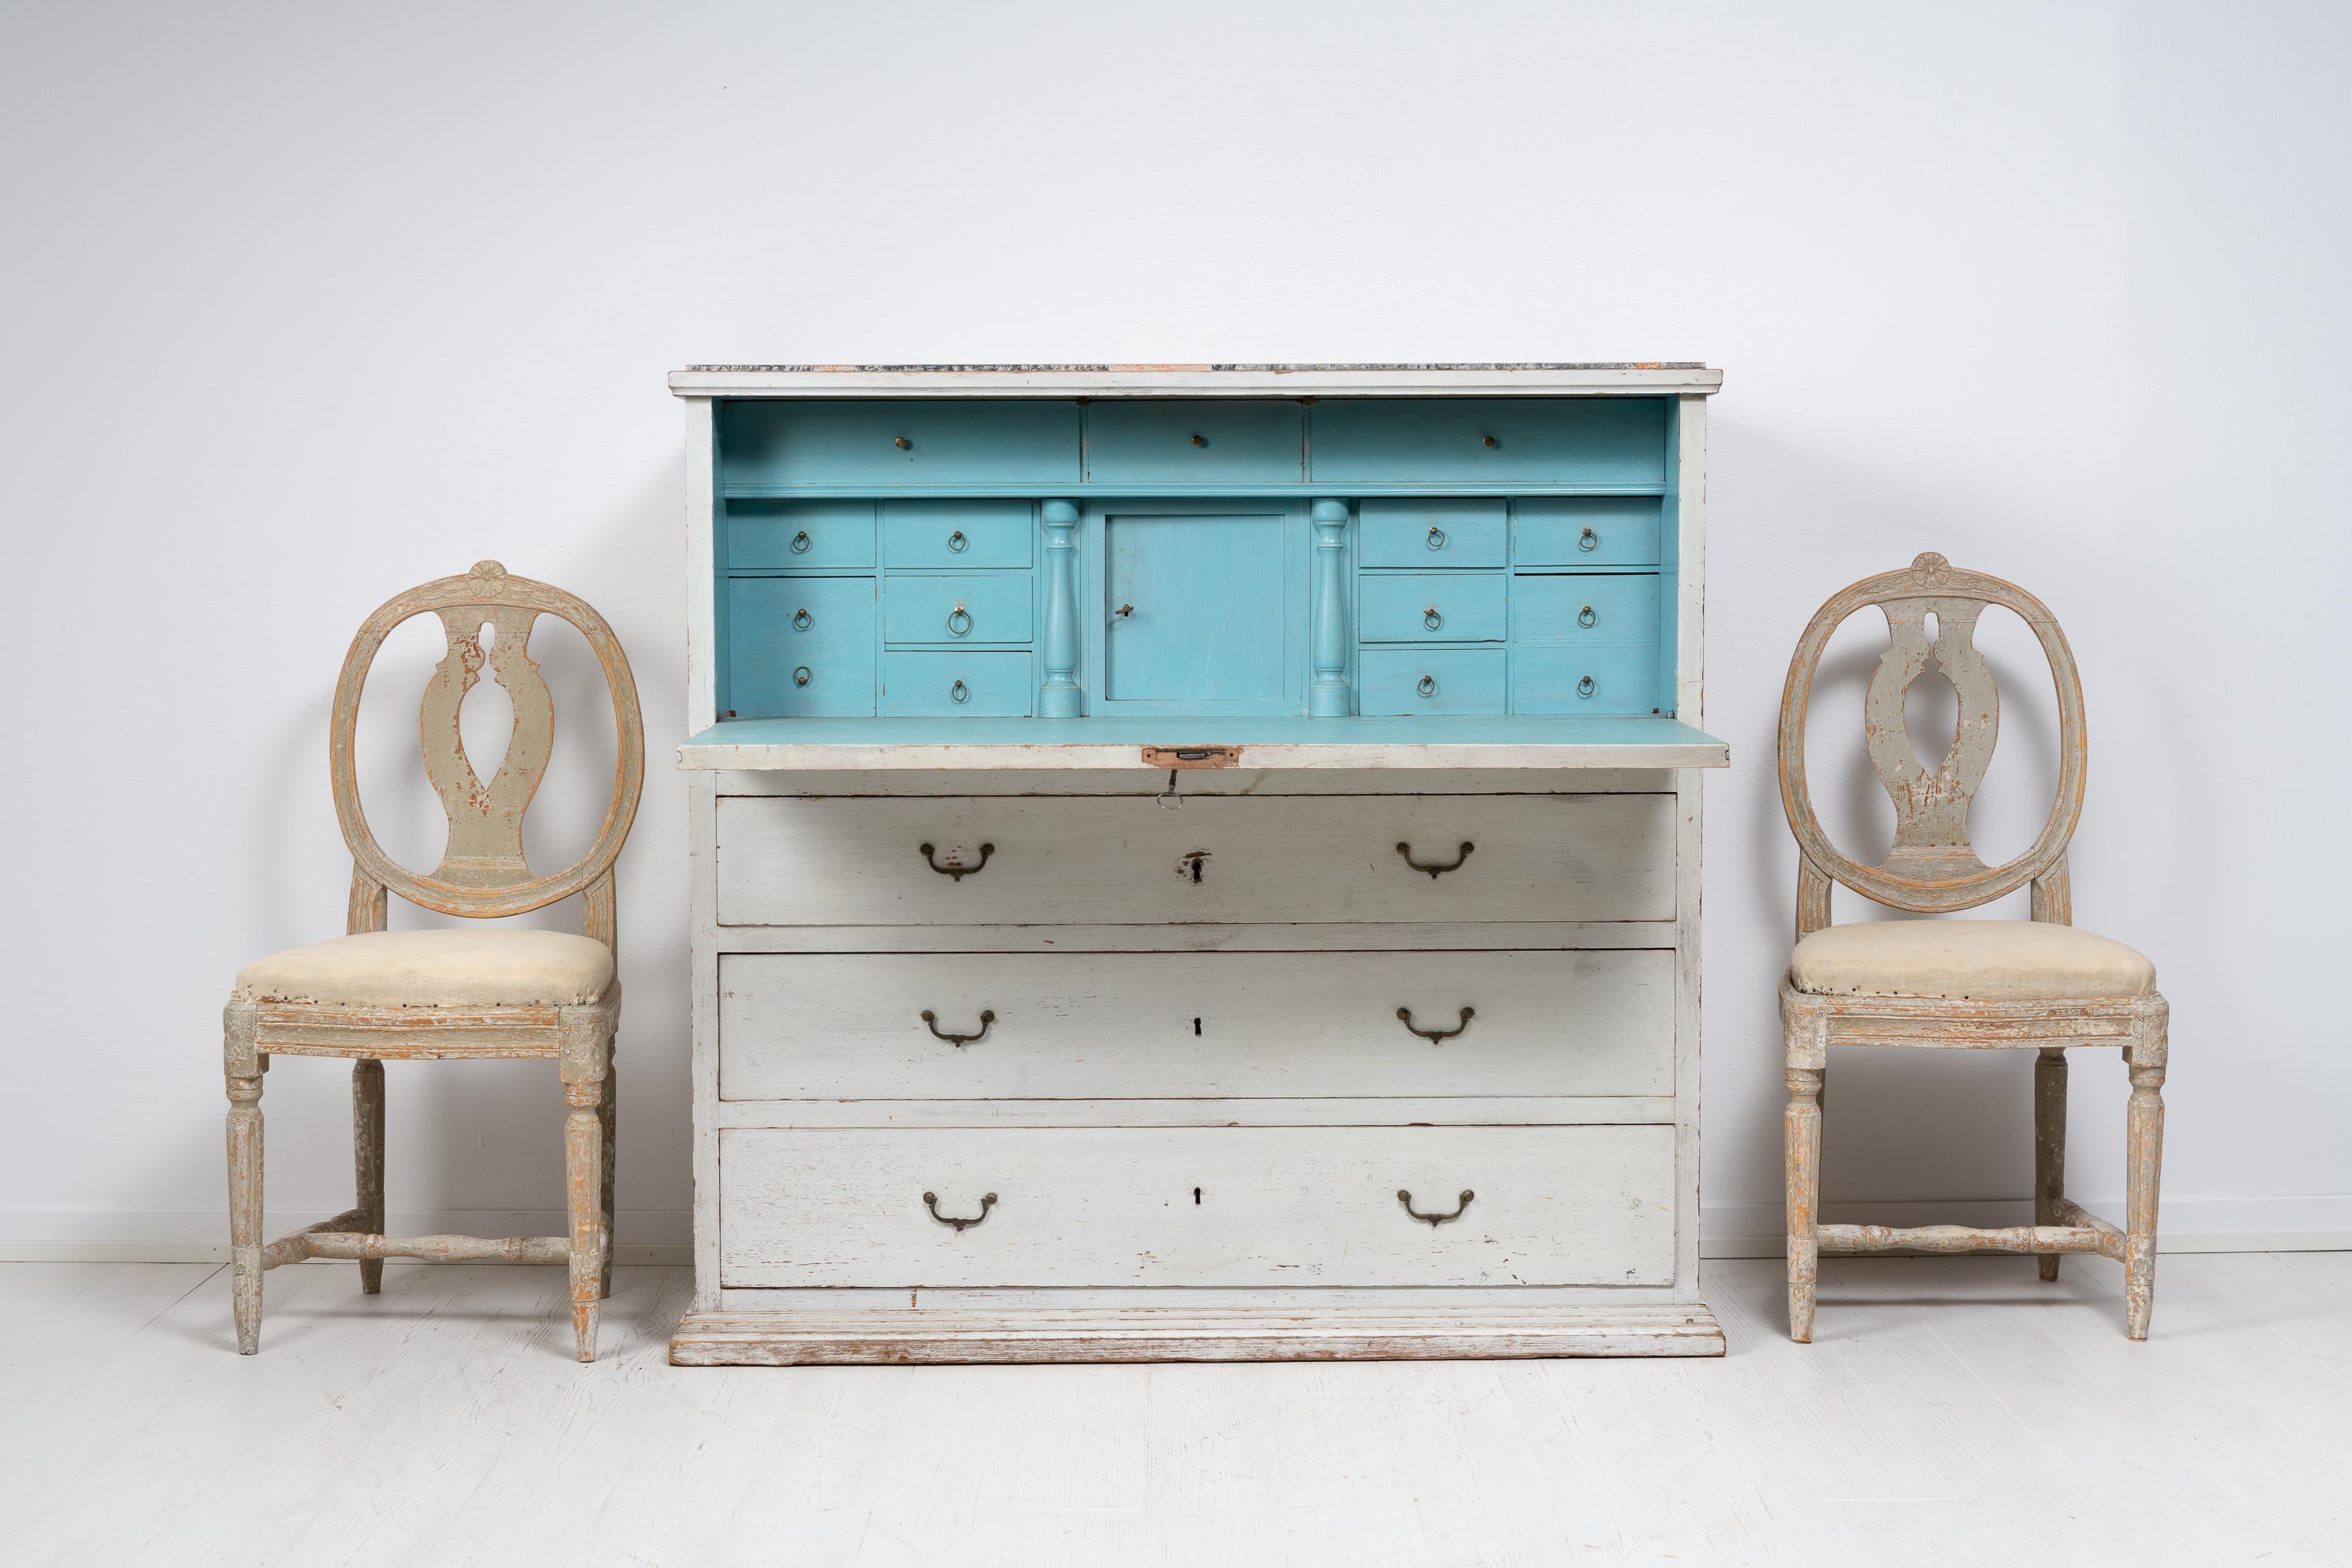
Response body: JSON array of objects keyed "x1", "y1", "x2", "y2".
[{"x1": 4, "y1": 1199, "x2": 2346, "y2": 1265}]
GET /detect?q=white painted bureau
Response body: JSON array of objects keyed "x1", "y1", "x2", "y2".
[{"x1": 668, "y1": 363, "x2": 1729, "y2": 1362}]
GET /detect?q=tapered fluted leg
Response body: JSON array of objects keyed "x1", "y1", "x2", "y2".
[
  {"x1": 353, "y1": 1060, "x2": 385, "y2": 1294},
  {"x1": 565, "y1": 1077, "x2": 606, "y2": 1362},
  {"x1": 1785, "y1": 1065, "x2": 1824, "y2": 1342},
  {"x1": 227, "y1": 1071, "x2": 265, "y2": 1354},
  {"x1": 2035, "y1": 1047, "x2": 2067, "y2": 1282},
  {"x1": 596, "y1": 1065, "x2": 617, "y2": 1300},
  {"x1": 2125, "y1": 1056, "x2": 2166, "y2": 1340}
]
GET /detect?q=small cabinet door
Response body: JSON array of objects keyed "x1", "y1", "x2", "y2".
[{"x1": 1101, "y1": 507, "x2": 1295, "y2": 709}]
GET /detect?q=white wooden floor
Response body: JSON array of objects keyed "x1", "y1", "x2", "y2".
[{"x1": 1, "y1": 1254, "x2": 2346, "y2": 1567}]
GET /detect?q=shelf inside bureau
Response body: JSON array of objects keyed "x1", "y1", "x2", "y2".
[{"x1": 678, "y1": 713, "x2": 1727, "y2": 771}]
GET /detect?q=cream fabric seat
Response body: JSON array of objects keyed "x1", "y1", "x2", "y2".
[
  {"x1": 234, "y1": 929, "x2": 615, "y2": 1009},
  {"x1": 1788, "y1": 920, "x2": 2155, "y2": 1002}
]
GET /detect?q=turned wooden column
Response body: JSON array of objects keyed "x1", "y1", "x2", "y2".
[
  {"x1": 1039, "y1": 499, "x2": 1082, "y2": 718},
  {"x1": 1309, "y1": 498, "x2": 1351, "y2": 717}
]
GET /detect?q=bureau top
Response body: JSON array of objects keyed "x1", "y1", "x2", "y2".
[{"x1": 669, "y1": 364, "x2": 1724, "y2": 399}]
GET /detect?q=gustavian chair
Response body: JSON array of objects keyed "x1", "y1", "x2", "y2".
[
  {"x1": 222, "y1": 561, "x2": 643, "y2": 1361},
  {"x1": 1777, "y1": 553, "x2": 2169, "y2": 1342}
]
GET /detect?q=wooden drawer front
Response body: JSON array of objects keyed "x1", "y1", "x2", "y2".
[
  {"x1": 712, "y1": 794, "x2": 1675, "y2": 925},
  {"x1": 882, "y1": 501, "x2": 1032, "y2": 569},
  {"x1": 880, "y1": 651, "x2": 1033, "y2": 718},
  {"x1": 1085, "y1": 400, "x2": 1304, "y2": 485},
  {"x1": 718, "y1": 1125, "x2": 1678, "y2": 1288},
  {"x1": 1358, "y1": 500, "x2": 1507, "y2": 568},
  {"x1": 1359, "y1": 573, "x2": 1506, "y2": 643},
  {"x1": 720, "y1": 950, "x2": 1674, "y2": 1101},
  {"x1": 1309, "y1": 399, "x2": 1668, "y2": 485},
  {"x1": 725, "y1": 577, "x2": 876, "y2": 718},
  {"x1": 726, "y1": 501, "x2": 876, "y2": 571},
  {"x1": 1358, "y1": 648, "x2": 1507, "y2": 715},
  {"x1": 719, "y1": 399, "x2": 1082, "y2": 489},
  {"x1": 1511, "y1": 574, "x2": 1663, "y2": 647},
  {"x1": 1513, "y1": 647, "x2": 1663, "y2": 716},
  {"x1": 1514, "y1": 497, "x2": 1663, "y2": 567},
  {"x1": 883, "y1": 573, "x2": 1033, "y2": 645}
]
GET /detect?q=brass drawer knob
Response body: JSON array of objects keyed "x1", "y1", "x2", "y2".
[
  {"x1": 1577, "y1": 604, "x2": 1596, "y2": 628},
  {"x1": 894, "y1": 436, "x2": 912, "y2": 451},
  {"x1": 1416, "y1": 674, "x2": 1437, "y2": 698},
  {"x1": 1579, "y1": 526, "x2": 1598, "y2": 552},
  {"x1": 950, "y1": 678, "x2": 970, "y2": 704},
  {"x1": 946, "y1": 604, "x2": 972, "y2": 637},
  {"x1": 792, "y1": 666, "x2": 812, "y2": 687},
  {"x1": 793, "y1": 607, "x2": 813, "y2": 631},
  {"x1": 790, "y1": 530, "x2": 811, "y2": 553},
  {"x1": 947, "y1": 529, "x2": 967, "y2": 553},
  {"x1": 1423, "y1": 606, "x2": 1443, "y2": 632},
  {"x1": 1427, "y1": 526, "x2": 1447, "y2": 550}
]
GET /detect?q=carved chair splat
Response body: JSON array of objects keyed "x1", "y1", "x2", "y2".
[
  {"x1": 1776, "y1": 553, "x2": 2169, "y2": 1343},
  {"x1": 223, "y1": 561, "x2": 644, "y2": 1361}
]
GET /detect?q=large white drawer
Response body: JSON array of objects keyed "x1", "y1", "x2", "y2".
[
  {"x1": 718, "y1": 949, "x2": 1675, "y2": 1101},
  {"x1": 718, "y1": 1125, "x2": 1677, "y2": 1289},
  {"x1": 713, "y1": 793, "x2": 1675, "y2": 926}
]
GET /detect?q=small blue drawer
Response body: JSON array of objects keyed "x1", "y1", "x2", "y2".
[
  {"x1": 726, "y1": 577, "x2": 876, "y2": 717},
  {"x1": 1358, "y1": 500, "x2": 1506, "y2": 568},
  {"x1": 726, "y1": 501, "x2": 876, "y2": 571},
  {"x1": 1513, "y1": 647, "x2": 1664, "y2": 715},
  {"x1": 884, "y1": 572, "x2": 1033, "y2": 645},
  {"x1": 1086, "y1": 400, "x2": 1304, "y2": 485},
  {"x1": 1512, "y1": 574, "x2": 1663, "y2": 647},
  {"x1": 719, "y1": 400, "x2": 1082, "y2": 489},
  {"x1": 881, "y1": 651, "x2": 1034, "y2": 717},
  {"x1": 1310, "y1": 398, "x2": 1669, "y2": 485},
  {"x1": 883, "y1": 500, "x2": 1032, "y2": 569},
  {"x1": 1359, "y1": 572, "x2": 1506, "y2": 643},
  {"x1": 1514, "y1": 498, "x2": 1663, "y2": 567},
  {"x1": 1360, "y1": 649, "x2": 1507, "y2": 715}
]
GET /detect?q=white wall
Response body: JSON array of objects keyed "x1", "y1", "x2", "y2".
[{"x1": 3, "y1": 0, "x2": 2344, "y2": 1257}]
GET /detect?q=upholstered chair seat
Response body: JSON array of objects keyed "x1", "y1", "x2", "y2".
[
  {"x1": 234, "y1": 929, "x2": 616, "y2": 1010},
  {"x1": 1788, "y1": 920, "x2": 2155, "y2": 1003}
]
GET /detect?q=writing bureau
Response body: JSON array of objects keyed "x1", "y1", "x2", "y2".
[{"x1": 669, "y1": 363, "x2": 1729, "y2": 1363}]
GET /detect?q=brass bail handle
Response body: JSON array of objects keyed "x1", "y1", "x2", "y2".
[{"x1": 1398, "y1": 1189, "x2": 1476, "y2": 1228}]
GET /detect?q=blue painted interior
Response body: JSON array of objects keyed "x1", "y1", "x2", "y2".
[{"x1": 709, "y1": 397, "x2": 1694, "y2": 726}]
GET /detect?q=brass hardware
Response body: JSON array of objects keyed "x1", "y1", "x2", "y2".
[
  {"x1": 793, "y1": 666, "x2": 812, "y2": 687},
  {"x1": 1577, "y1": 605, "x2": 1596, "y2": 628},
  {"x1": 793, "y1": 607, "x2": 813, "y2": 631},
  {"x1": 924, "y1": 1191, "x2": 996, "y2": 1231},
  {"x1": 1396, "y1": 840, "x2": 1474, "y2": 877},
  {"x1": 1115, "y1": 603, "x2": 1134, "y2": 617},
  {"x1": 1423, "y1": 606, "x2": 1443, "y2": 632},
  {"x1": 950, "y1": 678, "x2": 970, "y2": 704},
  {"x1": 1142, "y1": 745, "x2": 1238, "y2": 769},
  {"x1": 1427, "y1": 526, "x2": 1447, "y2": 550},
  {"x1": 894, "y1": 436, "x2": 912, "y2": 450},
  {"x1": 1416, "y1": 674, "x2": 1437, "y2": 698},
  {"x1": 1397, "y1": 1005, "x2": 1474, "y2": 1043},
  {"x1": 946, "y1": 604, "x2": 972, "y2": 637},
  {"x1": 1577, "y1": 675, "x2": 1597, "y2": 699},
  {"x1": 1190, "y1": 433, "x2": 1207, "y2": 447},
  {"x1": 790, "y1": 530, "x2": 811, "y2": 553},
  {"x1": 921, "y1": 842, "x2": 994, "y2": 879},
  {"x1": 1480, "y1": 434, "x2": 1498, "y2": 448},
  {"x1": 1398, "y1": 1189, "x2": 1475, "y2": 1228},
  {"x1": 947, "y1": 529, "x2": 967, "y2": 553},
  {"x1": 1578, "y1": 526, "x2": 1598, "y2": 552},
  {"x1": 921, "y1": 1008, "x2": 995, "y2": 1046}
]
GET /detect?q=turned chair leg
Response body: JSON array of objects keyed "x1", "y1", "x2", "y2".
[
  {"x1": 226, "y1": 1068, "x2": 266, "y2": 1355},
  {"x1": 2125, "y1": 1050, "x2": 2167, "y2": 1340},
  {"x1": 562, "y1": 1071, "x2": 607, "y2": 1363},
  {"x1": 597, "y1": 1066, "x2": 617, "y2": 1300},
  {"x1": 353, "y1": 1060, "x2": 385, "y2": 1295},
  {"x1": 1785, "y1": 1065, "x2": 1825, "y2": 1342},
  {"x1": 2034, "y1": 1048, "x2": 2067, "y2": 1282}
]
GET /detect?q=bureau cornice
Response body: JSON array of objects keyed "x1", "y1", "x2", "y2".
[{"x1": 670, "y1": 365, "x2": 1727, "y2": 1363}]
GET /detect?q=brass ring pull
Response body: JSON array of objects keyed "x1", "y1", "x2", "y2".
[
  {"x1": 894, "y1": 436, "x2": 912, "y2": 451},
  {"x1": 1423, "y1": 606, "x2": 1443, "y2": 632},
  {"x1": 1577, "y1": 675, "x2": 1597, "y2": 699},
  {"x1": 1398, "y1": 1189, "x2": 1475, "y2": 1228},
  {"x1": 950, "y1": 678, "x2": 970, "y2": 704},
  {"x1": 1577, "y1": 605, "x2": 1596, "y2": 628},
  {"x1": 1578, "y1": 527, "x2": 1598, "y2": 552},
  {"x1": 947, "y1": 529, "x2": 967, "y2": 553},
  {"x1": 1397, "y1": 1005, "x2": 1474, "y2": 1043},
  {"x1": 790, "y1": 530, "x2": 812, "y2": 553},
  {"x1": 921, "y1": 842, "x2": 995, "y2": 880},
  {"x1": 793, "y1": 666, "x2": 812, "y2": 687},
  {"x1": 1427, "y1": 526, "x2": 1447, "y2": 550},
  {"x1": 1396, "y1": 840, "x2": 1474, "y2": 878},
  {"x1": 921, "y1": 1008, "x2": 995, "y2": 1046},
  {"x1": 793, "y1": 607, "x2": 813, "y2": 631},
  {"x1": 924, "y1": 1191, "x2": 996, "y2": 1231},
  {"x1": 947, "y1": 605, "x2": 972, "y2": 637},
  {"x1": 1416, "y1": 674, "x2": 1437, "y2": 698}
]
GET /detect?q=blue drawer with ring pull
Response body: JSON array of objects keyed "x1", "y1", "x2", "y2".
[
  {"x1": 726, "y1": 577, "x2": 876, "y2": 717},
  {"x1": 884, "y1": 572, "x2": 1034, "y2": 645},
  {"x1": 1511, "y1": 573, "x2": 1663, "y2": 646},
  {"x1": 1513, "y1": 646, "x2": 1664, "y2": 715},
  {"x1": 1358, "y1": 500, "x2": 1507, "y2": 568},
  {"x1": 1514, "y1": 497, "x2": 1663, "y2": 567},
  {"x1": 1359, "y1": 649, "x2": 1509, "y2": 715},
  {"x1": 882, "y1": 500, "x2": 1033, "y2": 569},
  {"x1": 881, "y1": 651, "x2": 1035, "y2": 717},
  {"x1": 726, "y1": 500, "x2": 876, "y2": 570},
  {"x1": 1358, "y1": 572, "x2": 1506, "y2": 643}
]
